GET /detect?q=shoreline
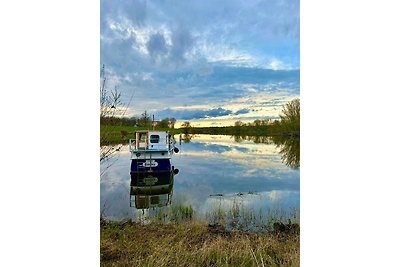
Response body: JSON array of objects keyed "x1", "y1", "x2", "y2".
[
  {"x1": 101, "y1": 219, "x2": 300, "y2": 266},
  {"x1": 100, "y1": 124, "x2": 299, "y2": 146}
]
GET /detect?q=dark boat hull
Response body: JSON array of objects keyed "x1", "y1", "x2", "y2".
[
  {"x1": 130, "y1": 171, "x2": 173, "y2": 187},
  {"x1": 130, "y1": 158, "x2": 172, "y2": 173},
  {"x1": 130, "y1": 171, "x2": 174, "y2": 209}
]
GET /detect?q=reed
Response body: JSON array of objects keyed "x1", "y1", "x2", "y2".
[
  {"x1": 100, "y1": 219, "x2": 299, "y2": 267},
  {"x1": 101, "y1": 202, "x2": 299, "y2": 266}
]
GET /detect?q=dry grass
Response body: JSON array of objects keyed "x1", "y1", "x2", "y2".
[{"x1": 100, "y1": 220, "x2": 299, "y2": 266}]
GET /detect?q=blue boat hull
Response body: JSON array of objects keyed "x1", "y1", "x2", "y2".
[{"x1": 130, "y1": 158, "x2": 172, "y2": 173}]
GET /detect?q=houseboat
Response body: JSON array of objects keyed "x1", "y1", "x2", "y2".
[{"x1": 129, "y1": 130, "x2": 179, "y2": 180}]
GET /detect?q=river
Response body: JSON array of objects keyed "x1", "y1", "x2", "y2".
[{"x1": 100, "y1": 134, "x2": 299, "y2": 230}]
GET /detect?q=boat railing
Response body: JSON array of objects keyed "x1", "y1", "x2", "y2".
[
  {"x1": 129, "y1": 139, "x2": 136, "y2": 152},
  {"x1": 130, "y1": 135, "x2": 175, "y2": 152}
]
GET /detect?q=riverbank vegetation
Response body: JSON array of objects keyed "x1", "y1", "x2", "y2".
[
  {"x1": 100, "y1": 124, "x2": 181, "y2": 145},
  {"x1": 101, "y1": 219, "x2": 299, "y2": 267},
  {"x1": 180, "y1": 99, "x2": 300, "y2": 137},
  {"x1": 100, "y1": 99, "x2": 300, "y2": 145},
  {"x1": 100, "y1": 108, "x2": 180, "y2": 146},
  {"x1": 101, "y1": 200, "x2": 300, "y2": 266}
]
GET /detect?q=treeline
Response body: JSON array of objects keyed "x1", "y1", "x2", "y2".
[
  {"x1": 234, "y1": 99, "x2": 299, "y2": 136},
  {"x1": 101, "y1": 99, "x2": 299, "y2": 138},
  {"x1": 179, "y1": 124, "x2": 297, "y2": 137},
  {"x1": 180, "y1": 99, "x2": 300, "y2": 137},
  {"x1": 101, "y1": 110, "x2": 177, "y2": 129}
]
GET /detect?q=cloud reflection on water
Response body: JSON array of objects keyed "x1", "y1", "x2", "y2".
[{"x1": 100, "y1": 134, "x2": 299, "y2": 221}]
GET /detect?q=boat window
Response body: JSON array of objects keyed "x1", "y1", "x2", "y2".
[
  {"x1": 150, "y1": 135, "x2": 160, "y2": 143},
  {"x1": 139, "y1": 133, "x2": 147, "y2": 141}
]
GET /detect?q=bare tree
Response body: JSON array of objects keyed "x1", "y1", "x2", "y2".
[{"x1": 100, "y1": 65, "x2": 125, "y2": 163}]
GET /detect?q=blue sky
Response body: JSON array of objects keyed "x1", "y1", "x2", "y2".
[{"x1": 101, "y1": 0, "x2": 299, "y2": 126}]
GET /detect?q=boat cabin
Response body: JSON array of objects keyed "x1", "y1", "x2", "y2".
[
  {"x1": 129, "y1": 130, "x2": 178, "y2": 172},
  {"x1": 133, "y1": 130, "x2": 172, "y2": 151}
]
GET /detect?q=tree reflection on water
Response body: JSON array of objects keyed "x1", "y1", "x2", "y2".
[
  {"x1": 176, "y1": 133, "x2": 300, "y2": 169},
  {"x1": 233, "y1": 135, "x2": 274, "y2": 144},
  {"x1": 233, "y1": 135, "x2": 300, "y2": 169},
  {"x1": 271, "y1": 136, "x2": 300, "y2": 169},
  {"x1": 178, "y1": 133, "x2": 195, "y2": 144}
]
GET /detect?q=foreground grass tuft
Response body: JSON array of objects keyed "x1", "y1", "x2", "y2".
[{"x1": 100, "y1": 220, "x2": 299, "y2": 266}]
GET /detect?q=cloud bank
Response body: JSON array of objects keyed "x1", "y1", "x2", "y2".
[{"x1": 101, "y1": 0, "x2": 300, "y2": 126}]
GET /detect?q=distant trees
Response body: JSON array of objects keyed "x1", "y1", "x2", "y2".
[
  {"x1": 100, "y1": 116, "x2": 137, "y2": 126},
  {"x1": 184, "y1": 99, "x2": 299, "y2": 136},
  {"x1": 234, "y1": 121, "x2": 244, "y2": 127},
  {"x1": 181, "y1": 121, "x2": 191, "y2": 128},
  {"x1": 276, "y1": 98, "x2": 300, "y2": 134},
  {"x1": 252, "y1": 119, "x2": 270, "y2": 127},
  {"x1": 181, "y1": 121, "x2": 191, "y2": 134},
  {"x1": 157, "y1": 118, "x2": 169, "y2": 128},
  {"x1": 169, "y1": 118, "x2": 177, "y2": 128},
  {"x1": 234, "y1": 119, "x2": 270, "y2": 128},
  {"x1": 100, "y1": 107, "x2": 176, "y2": 129},
  {"x1": 138, "y1": 111, "x2": 151, "y2": 127},
  {"x1": 157, "y1": 117, "x2": 177, "y2": 128}
]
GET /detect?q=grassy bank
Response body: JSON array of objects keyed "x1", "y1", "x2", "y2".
[
  {"x1": 100, "y1": 125, "x2": 182, "y2": 145},
  {"x1": 181, "y1": 125, "x2": 299, "y2": 137},
  {"x1": 100, "y1": 124, "x2": 299, "y2": 145},
  {"x1": 101, "y1": 220, "x2": 299, "y2": 266}
]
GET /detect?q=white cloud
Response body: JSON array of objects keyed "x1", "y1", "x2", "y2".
[
  {"x1": 101, "y1": 0, "x2": 300, "y2": 125},
  {"x1": 265, "y1": 58, "x2": 293, "y2": 70},
  {"x1": 206, "y1": 47, "x2": 255, "y2": 67}
]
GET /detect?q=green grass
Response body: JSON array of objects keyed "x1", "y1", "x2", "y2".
[
  {"x1": 101, "y1": 203, "x2": 300, "y2": 266},
  {"x1": 100, "y1": 125, "x2": 181, "y2": 145},
  {"x1": 178, "y1": 125, "x2": 299, "y2": 137},
  {"x1": 100, "y1": 220, "x2": 299, "y2": 267},
  {"x1": 100, "y1": 123, "x2": 299, "y2": 145},
  {"x1": 123, "y1": 201, "x2": 299, "y2": 232}
]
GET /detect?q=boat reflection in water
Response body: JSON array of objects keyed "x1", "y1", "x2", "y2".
[
  {"x1": 130, "y1": 169, "x2": 178, "y2": 210},
  {"x1": 129, "y1": 130, "x2": 180, "y2": 210}
]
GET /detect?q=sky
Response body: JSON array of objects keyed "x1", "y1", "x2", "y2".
[{"x1": 101, "y1": 0, "x2": 299, "y2": 127}]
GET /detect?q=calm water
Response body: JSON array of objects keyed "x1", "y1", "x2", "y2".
[{"x1": 100, "y1": 134, "x2": 300, "y2": 227}]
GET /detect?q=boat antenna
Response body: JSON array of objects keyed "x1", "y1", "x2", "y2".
[{"x1": 152, "y1": 114, "x2": 155, "y2": 130}]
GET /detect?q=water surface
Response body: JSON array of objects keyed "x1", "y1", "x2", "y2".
[{"x1": 100, "y1": 134, "x2": 300, "y2": 228}]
